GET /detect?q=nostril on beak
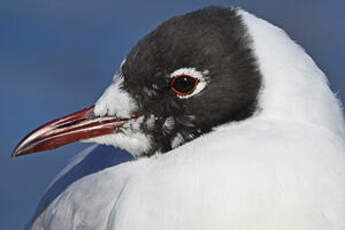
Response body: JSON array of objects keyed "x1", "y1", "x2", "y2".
[{"x1": 58, "y1": 121, "x2": 79, "y2": 129}]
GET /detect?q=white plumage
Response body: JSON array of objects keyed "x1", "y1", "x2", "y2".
[{"x1": 27, "y1": 8, "x2": 345, "y2": 230}]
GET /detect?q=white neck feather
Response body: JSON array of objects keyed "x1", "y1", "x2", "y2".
[{"x1": 238, "y1": 9, "x2": 345, "y2": 137}]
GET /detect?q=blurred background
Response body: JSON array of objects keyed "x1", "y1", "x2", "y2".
[{"x1": 1, "y1": 0, "x2": 344, "y2": 229}]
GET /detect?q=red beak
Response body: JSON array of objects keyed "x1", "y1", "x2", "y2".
[{"x1": 12, "y1": 106, "x2": 132, "y2": 158}]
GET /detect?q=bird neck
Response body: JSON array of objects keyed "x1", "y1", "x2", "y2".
[{"x1": 238, "y1": 9, "x2": 345, "y2": 138}]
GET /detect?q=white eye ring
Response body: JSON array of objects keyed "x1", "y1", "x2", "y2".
[{"x1": 170, "y1": 68, "x2": 208, "y2": 99}]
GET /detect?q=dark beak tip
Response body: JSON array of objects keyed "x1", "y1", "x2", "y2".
[
  {"x1": 11, "y1": 153, "x2": 17, "y2": 159},
  {"x1": 11, "y1": 150, "x2": 19, "y2": 159},
  {"x1": 11, "y1": 146, "x2": 25, "y2": 159},
  {"x1": 11, "y1": 138, "x2": 32, "y2": 159}
]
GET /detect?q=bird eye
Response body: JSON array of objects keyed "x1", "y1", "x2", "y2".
[{"x1": 170, "y1": 74, "x2": 199, "y2": 96}]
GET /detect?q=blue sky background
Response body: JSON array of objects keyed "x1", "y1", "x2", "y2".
[{"x1": 1, "y1": 0, "x2": 344, "y2": 229}]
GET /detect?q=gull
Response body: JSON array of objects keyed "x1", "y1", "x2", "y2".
[{"x1": 13, "y1": 6, "x2": 345, "y2": 230}]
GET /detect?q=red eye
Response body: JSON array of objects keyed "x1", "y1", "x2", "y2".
[{"x1": 170, "y1": 74, "x2": 199, "y2": 96}]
